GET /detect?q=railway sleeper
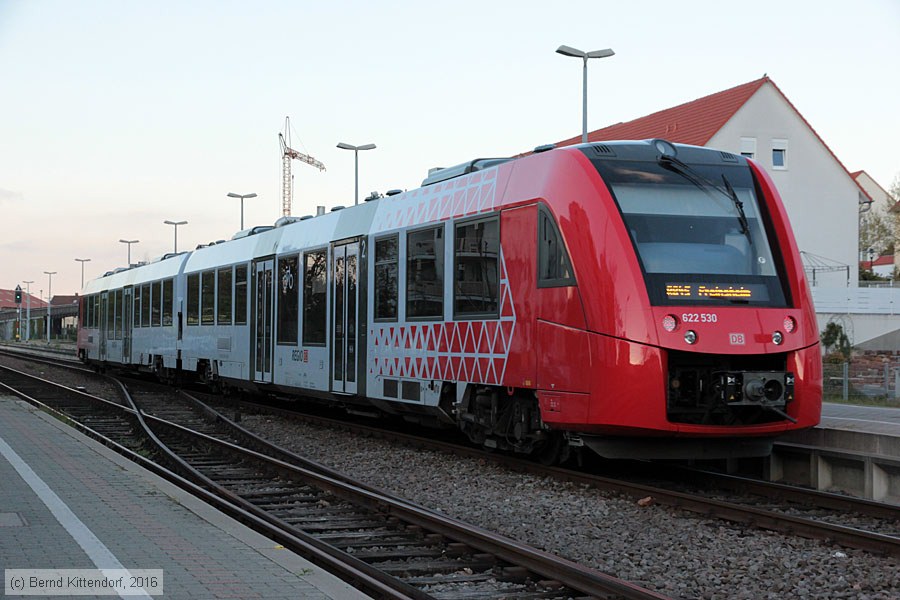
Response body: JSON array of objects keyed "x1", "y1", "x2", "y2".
[{"x1": 377, "y1": 555, "x2": 497, "y2": 576}]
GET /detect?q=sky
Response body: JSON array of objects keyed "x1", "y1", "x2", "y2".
[{"x1": 1, "y1": 0, "x2": 898, "y2": 298}]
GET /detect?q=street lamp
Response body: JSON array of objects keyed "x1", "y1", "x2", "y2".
[
  {"x1": 23, "y1": 280, "x2": 33, "y2": 341},
  {"x1": 44, "y1": 271, "x2": 56, "y2": 344},
  {"x1": 75, "y1": 258, "x2": 91, "y2": 288},
  {"x1": 119, "y1": 239, "x2": 139, "y2": 266},
  {"x1": 164, "y1": 220, "x2": 188, "y2": 253},
  {"x1": 556, "y1": 44, "x2": 615, "y2": 143},
  {"x1": 227, "y1": 192, "x2": 257, "y2": 230},
  {"x1": 337, "y1": 142, "x2": 376, "y2": 205}
]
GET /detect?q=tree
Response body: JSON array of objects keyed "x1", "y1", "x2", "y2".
[{"x1": 821, "y1": 322, "x2": 851, "y2": 359}]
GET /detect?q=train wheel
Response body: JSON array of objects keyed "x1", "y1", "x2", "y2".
[{"x1": 534, "y1": 433, "x2": 568, "y2": 465}]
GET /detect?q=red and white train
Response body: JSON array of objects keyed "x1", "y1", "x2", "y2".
[{"x1": 77, "y1": 139, "x2": 822, "y2": 462}]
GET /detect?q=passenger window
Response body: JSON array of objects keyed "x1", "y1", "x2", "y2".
[
  {"x1": 234, "y1": 265, "x2": 248, "y2": 325},
  {"x1": 162, "y1": 279, "x2": 174, "y2": 326},
  {"x1": 538, "y1": 208, "x2": 575, "y2": 287},
  {"x1": 151, "y1": 281, "x2": 161, "y2": 327},
  {"x1": 374, "y1": 235, "x2": 399, "y2": 321},
  {"x1": 407, "y1": 226, "x2": 444, "y2": 319},
  {"x1": 454, "y1": 218, "x2": 499, "y2": 317},
  {"x1": 114, "y1": 289, "x2": 123, "y2": 339},
  {"x1": 93, "y1": 295, "x2": 100, "y2": 329},
  {"x1": 217, "y1": 268, "x2": 232, "y2": 325},
  {"x1": 278, "y1": 255, "x2": 299, "y2": 344},
  {"x1": 187, "y1": 274, "x2": 199, "y2": 326},
  {"x1": 302, "y1": 250, "x2": 327, "y2": 345},
  {"x1": 141, "y1": 284, "x2": 151, "y2": 327},
  {"x1": 201, "y1": 271, "x2": 215, "y2": 325}
]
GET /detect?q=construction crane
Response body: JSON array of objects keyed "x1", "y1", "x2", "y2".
[{"x1": 279, "y1": 116, "x2": 326, "y2": 217}]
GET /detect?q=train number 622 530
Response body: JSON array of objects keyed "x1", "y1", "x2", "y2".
[{"x1": 682, "y1": 313, "x2": 718, "y2": 323}]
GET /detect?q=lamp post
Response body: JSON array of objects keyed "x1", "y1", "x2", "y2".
[
  {"x1": 44, "y1": 271, "x2": 56, "y2": 343},
  {"x1": 23, "y1": 280, "x2": 33, "y2": 341},
  {"x1": 119, "y1": 239, "x2": 139, "y2": 266},
  {"x1": 336, "y1": 142, "x2": 376, "y2": 205},
  {"x1": 164, "y1": 220, "x2": 188, "y2": 253},
  {"x1": 226, "y1": 192, "x2": 257, "y2": 230},
  {"x1": 75, "y1": 258, "x2": 91, "y2": 288},
  {"x1": 556, "y1": 45, "x2": 615, "y2": 143}
]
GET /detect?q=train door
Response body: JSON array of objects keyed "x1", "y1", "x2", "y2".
[
  {"x1": 122, "y1": 286, "x2": 133, "y2": 363},
  {"x1": 99, "y1": 291, "x2": 109, "y2": 361},
  {"x1": 252, "y1": 258, "x2": 275, "y2": 383},
  {"x1": 331, "y1": 242, "x2": 359, "y2": 394}
]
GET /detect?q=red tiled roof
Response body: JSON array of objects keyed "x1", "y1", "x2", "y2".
[
  {"x1": 0, "y1": 289, "x2": 46, "y2": 309},
  {"x1": 860, "y1": 256, "x2": 894, "y2": 269},
  {"x1": 556, "y1": 77, "x2": 768, "y2": 148},
  {"x1": 555, "y1": 76, "x2": 872, "y2": 204}
]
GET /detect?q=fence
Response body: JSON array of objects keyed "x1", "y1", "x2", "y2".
[{"x1": 823, "y1": 355, "x2": 900, "y2": 403}]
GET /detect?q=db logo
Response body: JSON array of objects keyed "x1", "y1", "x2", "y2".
[{"x1": 729, "y1": 333, "x2": 745, "y2": 345}]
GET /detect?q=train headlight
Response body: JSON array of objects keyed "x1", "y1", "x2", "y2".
[
  {"x1": 772, "y1": 331, "x2": 784, "y2": 345},
  {"x1": 662, "y1": 314, "x2": 678, "y2": 332},
  {"x1": 684, "y1": 330, "x2": 698, "y2": 344},
  {"x1": 783, "y1": 316, "x2": 796, "y2": 334}
]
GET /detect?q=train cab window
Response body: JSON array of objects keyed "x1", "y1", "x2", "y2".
[
  {"x1": 454, "y1": 218, "x2": 499, "y2": 317},
  {"x1": 407, "y1": 226, "x2": 444, "y2": 319},
  {"x1": 234, "y1": 265, "x2": 248, "y2": 325},
  {"x1": 303, "y1": 250, "x2": 327, "y2": 345},
  {"x1": 187, "y1": 273, "x2": 199, "y2": 326},
  {"x1": 538, "y1": 208, "x2": 575, "y2": 287},
  {"x1": 217, "y1": 268, "x2": 232, "y2": 325},
  {"x1": 374, "y1": 235, "x2": 399, "y2": 321},
  {"x1": 140, "y1": 284, "x2": 151, "y2": 327},
  {"x1": 151, "y1": 281, "x2": 161, "y2": 327},
  {"x1": 162, "y1": 279, "x2": 174, "y2": 326},
  {"x1": 114, "y1": 289, "x2": 123, "y2": 339},
  {"x1": 277, "y1": 255, "x2": 299, "y2": 344},
  {"x1": 201, "y1": 271, "x2": 215, "y2": 325}
]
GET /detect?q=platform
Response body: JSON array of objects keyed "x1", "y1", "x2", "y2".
[
  {"x1": 771, "y1": 402, "x2": 900, "y2": 503},
  {"x1": 0, "y1": 394, "x2": 369, "y2": 599}
]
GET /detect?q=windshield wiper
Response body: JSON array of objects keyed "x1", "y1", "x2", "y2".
[
  {"x1": 658, "y1": 155, "x2": 752, "y2": 244},
  {"x1": 721, "y1": 174, "x2": 750, "y2": 240}
]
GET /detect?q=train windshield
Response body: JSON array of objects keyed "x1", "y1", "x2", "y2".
[{"x1": 594, "y1": 159, "x2": 789, "y2": 307}]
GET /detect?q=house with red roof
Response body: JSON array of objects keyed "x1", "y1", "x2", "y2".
[
  {"x1": 0, "y1": 288, "x2": 46, "y2": 310},
  {"x1": 556, "y1": 76, "x2": 870, "y2": 287}
]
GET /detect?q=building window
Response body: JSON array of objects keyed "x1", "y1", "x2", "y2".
[
  {"x1": 772, "y1": 139, "x2": 788, "y2": 170},
  {"x1": 374, "y1": 235, "x2": 399, "y2": 321},
  {"x1": 234, "y1": 264, "x2": 248, "y2": 325},
  {"x1": 407, "y1": 226, "x2": 444, "y2": 319},
  {"x1": 538, "y1": 207, "x2": 575, "y2": 287},
  {"x1": 162, "y1": 279, "x2": 174, "y2": 326},
  {"x1": 278, "y1": 255, "x2": 299, "y2": 345},
  {"x1": 454, "y1": 218, "x2": 499, "y2": 317},
  {"x1": 302, "y1": 250, "x2": 327, "y2": 345},
  {"x1": 217, "y1": 267, "x2": 232, "y2": 325},
  {"x1": 739, "y1": 137, "x2": 756, "y2": 159},
  {"x1": 186, "y1": 273, "x2": 199, "y2": 325}
]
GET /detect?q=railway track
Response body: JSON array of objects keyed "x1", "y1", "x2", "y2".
[
  {"x1": 214, "y1": 395, "x2": 900, "y2": 557},
  {"x1": 0, "y1": 365, "x2": 670, "y2": 599}
]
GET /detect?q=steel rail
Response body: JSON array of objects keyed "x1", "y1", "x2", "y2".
[
  {"x1": 227, "y1": 397, "x2": 900, "y2": 556},
  {"x1": 136, "y1": 405, "x2": 670, "y2": 600}
]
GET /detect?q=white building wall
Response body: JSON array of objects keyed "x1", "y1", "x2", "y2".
[{"x1": 708, "y1": 83, "x2": 860, "y2": 288}]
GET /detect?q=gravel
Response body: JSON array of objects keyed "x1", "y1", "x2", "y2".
[
  {"x1": 3, "y1": 356, "x2": 898, "y2": 598},
  {"x1": 239, "y1": 413, "x2": 900, "y2": 600}
]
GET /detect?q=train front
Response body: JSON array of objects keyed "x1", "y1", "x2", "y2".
[{"x1": 571, "y1": 140, "x2": 822, "y2": 459}]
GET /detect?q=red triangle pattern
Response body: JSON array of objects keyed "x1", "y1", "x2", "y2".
[{"x1": 369, "y1": 248, "x2": 516, "y2": 387}]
